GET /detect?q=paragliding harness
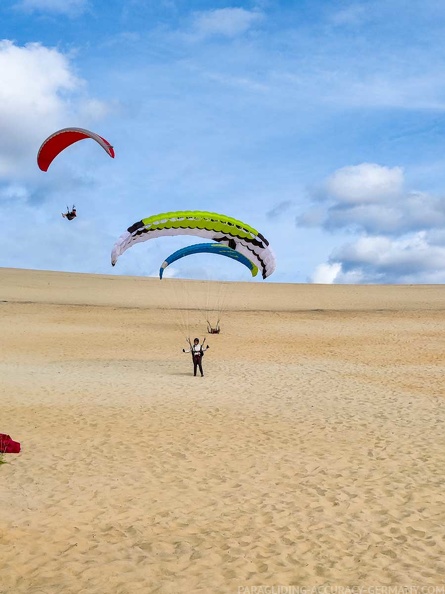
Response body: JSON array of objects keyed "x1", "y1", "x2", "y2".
[
  {"x1": 187, "y1": 337, "x2": 206, "y2": 361},
  {"x1": 207, "y1": 322, "x2": 220, "y2": 334},
  {"x1": 62, "y1": 205, "x2": 77, "y2": 221}
]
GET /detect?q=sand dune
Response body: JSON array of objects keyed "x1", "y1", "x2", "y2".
[{"x1": 1, "y1": 267, "x2": 444, "y2": 593}]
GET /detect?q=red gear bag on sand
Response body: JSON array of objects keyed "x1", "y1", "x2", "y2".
[{"x1": 0, "y1": 434, "x2": 21, "y2": 453}]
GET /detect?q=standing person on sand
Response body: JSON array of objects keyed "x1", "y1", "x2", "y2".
[{"x1": 183, "y1": 338, "x2": 209, "y2": 377}]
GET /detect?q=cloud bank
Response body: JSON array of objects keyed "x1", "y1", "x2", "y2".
[{"x1": 300, "y1": 163, "x2": 445, "y2": 283}]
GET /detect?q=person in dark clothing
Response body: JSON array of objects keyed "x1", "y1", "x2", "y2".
[
  {"x1": 183, "y1": 338, "x2": 209, "y2": 377},
  {"x1": 62, "y1": 205, "x2": 77, "y2": 220}
]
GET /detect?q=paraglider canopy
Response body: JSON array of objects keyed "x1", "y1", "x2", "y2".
[
  {"x1": 37, "y1": 127, "x2": 115, "y2": 171},
  {"x1": 111, "y1": 210, "x2": 276, "y2": 279},
  {"x1": 159, "y1": 243, "x2": 259, "y2": 279}
]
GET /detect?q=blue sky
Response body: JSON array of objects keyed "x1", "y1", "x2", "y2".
[{"x1": 1, "y1": 0, "x2": 445, "y2": 283}]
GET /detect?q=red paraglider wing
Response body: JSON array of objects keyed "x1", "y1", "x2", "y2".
[{"x1": 37, "y1": 127, "x2": 115, "y2": 171}]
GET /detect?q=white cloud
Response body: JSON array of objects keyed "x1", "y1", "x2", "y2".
[
  {"x1": 0, "y1": 40, "x2": 109, "y2": 178},
  {"x1": 303, "y1": 163, "x2": 445, "y2": 283},
  {"x1": 326, "y1": 203, "x2": 402, "y2": 234},
  {"x1": 15, "y1": 0, "x2": 88, "y2": 16},
  {"x1": 0, "y1": 41, "x2": 79, "y2": 177},
  {"x1": 327, "y1": 233, "x2": 445, "y2": 283},
  {"x1": 324, "y1": 163, "x2": 404, "y2": 204},
  {"x1": 310, "y1": 262, "x2": 341, "y2": 284},
  {"x1": 300, "y1": 163, "x2": 445, "y2": 236},
  {"x1": 190, "y1": 8, "x2": 263, "y2": 39}
]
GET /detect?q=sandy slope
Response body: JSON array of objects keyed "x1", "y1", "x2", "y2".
[{"x1": 1, "y1": 268, "x2": 444, "y2": 593}]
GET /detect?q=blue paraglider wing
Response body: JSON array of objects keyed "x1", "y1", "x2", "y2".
[{"x1": 159, "y1": 243, "x2": 259, "y2": 279}]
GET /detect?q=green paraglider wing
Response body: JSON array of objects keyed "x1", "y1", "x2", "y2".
[{"x1": 111, "y1": 211, "x2": 275, "y2": 279}]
